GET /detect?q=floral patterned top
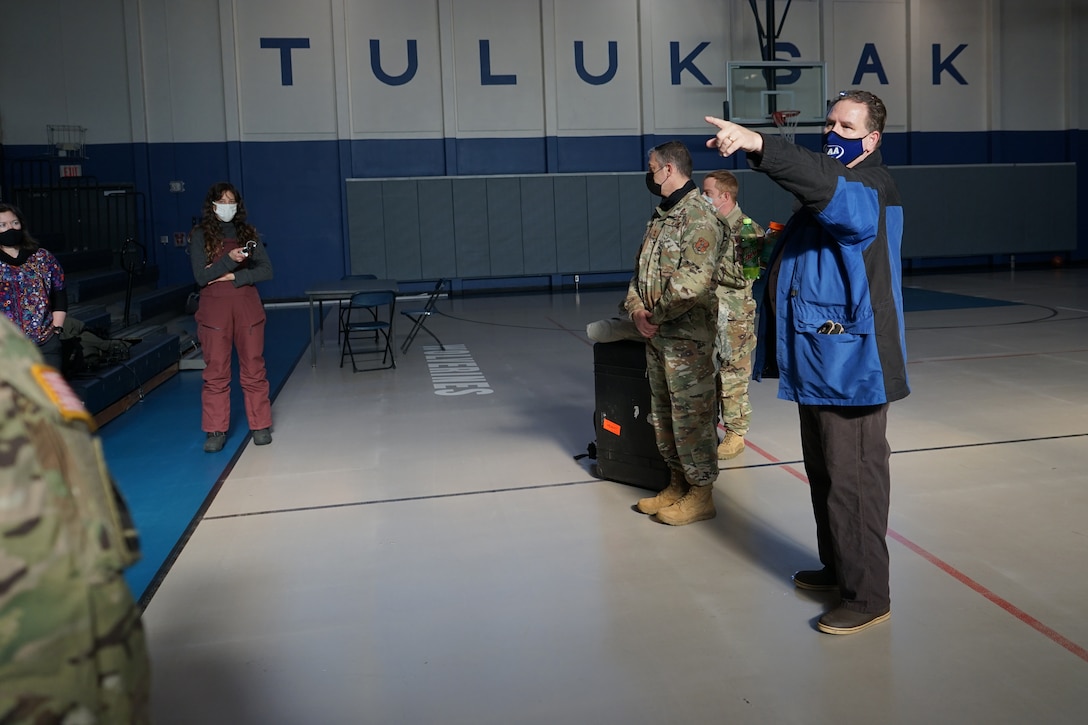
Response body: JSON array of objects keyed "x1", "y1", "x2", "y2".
[{"x1": 0, "y1": 248, "x2": 67, "y2": 344}]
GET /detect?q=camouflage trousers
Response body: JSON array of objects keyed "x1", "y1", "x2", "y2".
[
  {"x1": 645, "y1": 336, "x2": 719, "y2": 486},
  {"x1": 716, "y1": 290, "x2": 757, "y2": 436}
]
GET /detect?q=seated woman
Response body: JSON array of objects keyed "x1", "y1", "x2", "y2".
[{"x1": 0, "y1": 203, "x2": 67, "y2": 371}]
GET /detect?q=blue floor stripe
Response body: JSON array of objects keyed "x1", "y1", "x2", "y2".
[
  {"x1": 903, "y1": 287, "x2": 1015, "y2": 312},
  {"x1": 99, "y1": 307, "x2": 312, "y2": 602}
]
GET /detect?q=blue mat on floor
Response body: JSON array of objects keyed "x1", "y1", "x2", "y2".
[
  {"x1": 902, "y1": 287, "x2": 1015, "y2": 312},
  {"x1": 98, "y1": 307, "x2": 311, "y2": 603}
]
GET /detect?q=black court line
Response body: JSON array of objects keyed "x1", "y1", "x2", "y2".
[
  {"x1": 196, "y1": 430, "x2": 1088, "y2": 527},
  {"x1": 729, "y1": 431, "x2": 1088, "y2": 471},
  {"x1": 201, "y1": 479, "x2": 603, "y2": 521}
]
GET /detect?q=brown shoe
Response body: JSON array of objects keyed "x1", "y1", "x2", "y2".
[
  {"x1": 653, "y1": 483, "x2": 716, "y2": 526},
  {"x1": 636, "y1": 473, "x2": 688, "y2": 515},
  {"x1": 817, "y1": 605, "x2": 890, "y2": 635},
  {"x1": 792, "y1": 568, "x2": 839, "y2": 591},
  {"x1": 717, "y1": 431, "x2": 745, "y2": 460}
]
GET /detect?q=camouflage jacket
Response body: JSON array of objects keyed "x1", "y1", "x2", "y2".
[
  {"x1": 625, "y1": 185, "x2": 722, "y2": 342},
  {"x1": 0, "y1": 318, "x2": 150, "y2": 724}
]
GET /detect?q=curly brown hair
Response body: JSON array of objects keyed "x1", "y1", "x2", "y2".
[{"x1": 196, "y1": 182, "x2": 260, "y2": 260}]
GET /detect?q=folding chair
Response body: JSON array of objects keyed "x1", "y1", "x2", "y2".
[
  {"x1": 399, "y1": 279, "x2": 447, "y2": 353},
  {"x1": 336, "y1": 274, "x2": 377, "y2": 344},
  {"x1": 340, "y1": 290, "x2": 396, "y2": 372},
  {"x1": 315, "y1": 274, "x2": 378, "y2": 343}
]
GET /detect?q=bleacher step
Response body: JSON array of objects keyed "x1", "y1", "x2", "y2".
[
  {"x1": 67, "y1": 333, "x2": 182, "y2": 425},
  {"x1": 179, "y1": 333, "x2": 205, "y2": 370},
  {"x1": 67, "y1": 303, "x2": 112, "y2": 335},
  {"x1": 130, "y1": 283, "x2": 195, "y2": 323}
]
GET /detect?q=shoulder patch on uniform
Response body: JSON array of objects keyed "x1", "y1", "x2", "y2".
[
  {"x1": 694, "y1": 238, "x2": 710, "y2": 253},
  {"x1": 31, "y1": 364, "x2": 95, "y2": 429}
]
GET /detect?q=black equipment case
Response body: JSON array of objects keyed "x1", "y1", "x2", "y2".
[{"x1": 592, "y1": 340, "x2": 670, "y2": 491}]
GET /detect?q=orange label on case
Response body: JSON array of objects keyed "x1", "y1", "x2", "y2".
[{"x1": 602, "y1": 417, "x2": 621, "y2": 436}]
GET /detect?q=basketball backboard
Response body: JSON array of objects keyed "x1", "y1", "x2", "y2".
[{"x1": 726, "y1": 61, "x2": 827, "y2": 126}]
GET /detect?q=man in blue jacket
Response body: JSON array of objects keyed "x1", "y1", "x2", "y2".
[{"x1": 705, "y1": 90, "x2": 909, "y2": 635}]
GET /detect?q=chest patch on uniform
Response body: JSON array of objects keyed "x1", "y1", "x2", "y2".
[
  {"x1": 694, "y1": 239, "x2": 710, "y2": 254},
  {"x1": 31, "y1": 364, "x2": 95, "y2": 428}
]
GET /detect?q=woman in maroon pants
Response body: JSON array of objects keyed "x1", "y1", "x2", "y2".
[{"x1": 189, "y1": 182, "x2": 274, "y2": 453}]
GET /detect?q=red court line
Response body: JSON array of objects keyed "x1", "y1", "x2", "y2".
[
  {"x1": 886, "y1": 529, "x2": 1088, "y2": 663},
  {"x1": 748, "y1": 440, "x2": 1088, "y2": 663}
]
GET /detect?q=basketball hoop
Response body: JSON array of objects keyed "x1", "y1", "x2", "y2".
[{"x1": 771, "y1": 110, "x2": 801, "y2": 144}]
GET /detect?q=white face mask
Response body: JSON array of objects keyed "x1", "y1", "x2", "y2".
[{"x1": 214, "y1": 202, "x2": 238, "y2": 222}]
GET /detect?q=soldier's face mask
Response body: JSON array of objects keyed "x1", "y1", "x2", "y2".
[{"x1": 645, "y1": 163, "x2": 667, "y2": 197}]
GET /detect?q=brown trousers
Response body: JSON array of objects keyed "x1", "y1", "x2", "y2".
[
  {"x1": 196, "y1": 288, "x2": 272, "y2": 433},
  {"x1": 798, "y1": 403, "x2": 892, "y2": 613}
]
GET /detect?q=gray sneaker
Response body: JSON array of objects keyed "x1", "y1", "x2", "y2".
[
  {"x1": 252, "y1": 428, "x2": 272, "y2": 446},
  {"x1": 204, "y1": 432, "x2": 227, "y2": 453}
]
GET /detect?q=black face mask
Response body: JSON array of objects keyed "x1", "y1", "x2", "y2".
[
  {"x1": 0, "y1": 228, "x2": 25, "y2": 248},
  {"x1": 645, "y1": 171, "x2": 664, "y2": 197}
]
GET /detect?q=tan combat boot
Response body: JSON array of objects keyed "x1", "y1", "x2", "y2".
[
  {"x1": 636, "y1": 473, "x2": 688, "y2": 515},
  {"x1": 717, "y1": 430, "x2": 745, "y2": 460},
  {"x1": 653, "y1": 483, "x2": 716, "y2": 526}
]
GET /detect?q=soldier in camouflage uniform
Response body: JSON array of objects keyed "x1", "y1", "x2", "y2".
[
  {"x1": 0, "y1": 316, "x2": 151, "y2": 724},
  {"x1": 702, "y1": 171, "x2": 765, "y2": 460},
  {"x1": 626, "y1": 141, "x2": 723, "y2": 526}
]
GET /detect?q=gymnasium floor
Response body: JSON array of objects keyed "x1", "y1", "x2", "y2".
[{"x1": 125, "y1": 268, "x2": 1087, "y2": 724}]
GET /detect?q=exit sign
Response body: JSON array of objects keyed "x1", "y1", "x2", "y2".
[{"x1": 60, "y1": 164, "x2": 82, "y2": 177}]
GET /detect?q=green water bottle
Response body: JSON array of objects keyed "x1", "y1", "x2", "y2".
[{"x1": 739, "y1": 218, "x2": 763, "y2": 280}]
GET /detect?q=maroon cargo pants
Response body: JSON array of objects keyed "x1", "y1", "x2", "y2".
[{"x1": 195, "y1": 286, "x2": 272, "y2": 433}]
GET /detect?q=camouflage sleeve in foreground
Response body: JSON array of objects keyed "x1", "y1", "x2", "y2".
[{"x1": 0, "y1": 320, "x2": 151, "y2": 725}]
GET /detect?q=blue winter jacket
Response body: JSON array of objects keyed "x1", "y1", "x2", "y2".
[{"x1": 752, "y1": 136, "x2": 910, "y2": 406}]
